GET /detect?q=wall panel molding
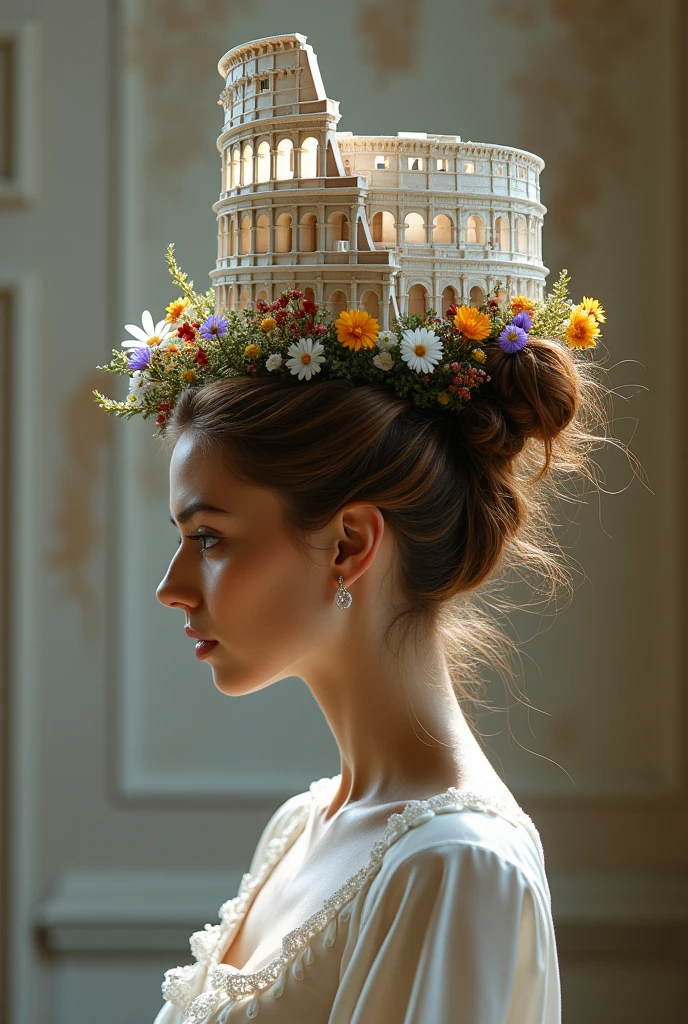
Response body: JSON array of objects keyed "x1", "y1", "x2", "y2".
[{"x1": 0, "y1": 19, "x2": 39, "y2": 206}]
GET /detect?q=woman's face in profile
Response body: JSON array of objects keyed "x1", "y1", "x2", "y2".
[{"x1": 157, "y1": 430, "x2": 336, "y2": 695}]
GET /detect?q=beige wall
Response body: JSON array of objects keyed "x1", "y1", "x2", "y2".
[{"x1": 0, "y1": 1, "x2": 685, "y2": 1021}]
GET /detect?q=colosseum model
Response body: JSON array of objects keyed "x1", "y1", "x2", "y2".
[{"x1": 212, "y1": 33, "x2": 547, "y2": 330}]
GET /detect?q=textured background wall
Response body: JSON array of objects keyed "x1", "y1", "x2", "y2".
[{"x1": 0, "y1": 1, "x2": 686, "y2": 1022}]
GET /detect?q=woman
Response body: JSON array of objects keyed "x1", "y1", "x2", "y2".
[{"x1": 140, "y1": 291, "x2": 608, "y2": 1022}]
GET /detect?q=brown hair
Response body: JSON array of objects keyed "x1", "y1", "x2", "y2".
[{"x1": 162, "y1": 334, "x2": 629, "y2": 721}]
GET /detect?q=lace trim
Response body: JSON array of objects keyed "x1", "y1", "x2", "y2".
[{"x1": 164, "y1": 777, "x2": 540, "y2": 1021}]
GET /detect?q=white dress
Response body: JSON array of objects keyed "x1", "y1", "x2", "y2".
[{"x1": 153, "y1": 775, "x2": 561, "y2": 1023}]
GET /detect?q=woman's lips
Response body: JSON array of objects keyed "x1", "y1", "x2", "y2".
[{"x1": 195, "y1": 639, "x2": 219, "y2": 660}]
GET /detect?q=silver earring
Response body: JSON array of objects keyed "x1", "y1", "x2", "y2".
[{"x1": 334, "y1": 575, "x2": 352, "y2": 609}]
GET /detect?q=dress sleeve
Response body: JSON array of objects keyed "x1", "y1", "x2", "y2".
[{"x1": 329, "y1": 841, "x2": 560, "y2": 1024}]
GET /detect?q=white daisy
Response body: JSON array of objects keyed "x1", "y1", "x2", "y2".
[
  {"x1": 265, "y1": 352, "x2": 283, "y2": 372},
  {"x1": 400, "y1": 327, "x2": 444, "y2": 374},
  {"x1": 376, "y1": 330, "x2": 398, "y2": 351},
  {"x1": 121, "y1": 310, "x2": 175, "y2": 350},
  {"x1": 126, "y1": 370, "x2": 152, "y2": 407},
  {"x1": 373, "y1": 350, "x2": 394, "y2": 371},
  {"x1": 285, "y1": 337, "x2": 326, "y2": 381}
]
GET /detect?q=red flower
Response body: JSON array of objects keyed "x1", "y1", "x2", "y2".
[
  {"x1": 155, "y1": 413, "x2": 167, "y2": 426},
  {"x1": 194, "y1": 347, "x2": 209, "y2": 366},
  {"x1": 176, "y1": 321, "x2": 197, "y2": 343},
  {"x1": 277, "y1": 296, "x2": 290, "y2": 308},
  {"x1": 256, "y1": 300, "x2": 269, "y2": 313},
  {"x1": 157, "y1": 401, "x2": 170, "y2": 412},
  {"x1": 302, "y1": 299, "x2": 318, "y2": 314},
  {"x1": 290, "y1": 289, "x2": 304, "y2": 299},
  {"x1": 275, "y1": 310, "x2": 288, "y2": 326}
]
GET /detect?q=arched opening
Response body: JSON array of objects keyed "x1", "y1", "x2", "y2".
[
  {"x1": 442, "y1": 286, "x2": 457, "y2": 316},
  {"x1": 239, "y1": 288, "x2": 250, "y2": 311},
  {"x1": 231, "y1": 147, "x2": 241, "y2": 188},
  {"x1": 299, "y1": 213, "x2": 318, "y2": 252},
  {"x1": 276, "y1": 139, "x2": 294, "y2": 180},
  {"x1": 226, "y1": 286, "x2": 235, "y2": 311},
  {"x1": 300, "y1": 136, "x2": 319, "y2": 178},
  {"x1": 276, "y1": 213, "x2": 292, "y2": 253},
  {"x1": 304, "y1": 287, "x2": 316, "y2": 304},
  {"x1": 228, "y1": 217, "x2": 236, "y2": 256},
  {"x1": 328, "y1": 212, "x2": 349, "y2": 244},
  {"x1": 255, "y1": 214, "x2": 269, "y2": 254},
  {"x1": 408, "y1": 284, "x2": 428, "y2": 315},
  {"x1": 224, "y1": 152, "x2": 232, "y2": 192},
  {"x1": 256, "y1": 141, "x2": 271, "y2": 183},
  {"x1": 469, "y1": 285, "x2": 485, "y2": 307},
  {"x1": 432, "y1": 214, "x2": 452, "y2": 245},
  {"x1": 496, "y1": 288, "x2": 507, "y2": 303},
  {"x1": 239, "y1": 215, "x2": 251, "y2": 254},
  {"x1": 466, "y1": 215, "x2": 486, "y2": 245},
  {"x1": 495, "y1": 216, "x2": 509, "y2": 251},
  {"x1": 329, "y1": 290, "x2": 348, "y2": 316},
  {"x1": 515, "y1": 217, "x2": 527, "y2": 253},
  {"x1": 361, "y1": 290, "x2": 380, "y2": 320},
  {"x1": 371, "y1": 210, "x2": 396, "y2": 244},
  {"x1": 242, "y1": 144, "x2": 253, "y2": 185},
  {"x1": 404, "y1": 213, "x2": 426, "y2": 244},
  {"x1": 256, "y1": 290, "x2": 268, "y2": 304}
]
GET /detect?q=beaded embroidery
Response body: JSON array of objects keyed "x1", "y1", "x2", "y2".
[{"x1": 161, "y1": 776, "x2": 541, "y2": 1023}]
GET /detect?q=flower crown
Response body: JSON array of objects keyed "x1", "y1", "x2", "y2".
[{"x1": 93, "y1": 244, "x2": 606, "y2": 436}]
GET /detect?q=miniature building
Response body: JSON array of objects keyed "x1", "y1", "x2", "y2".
[{"x1": 212, "y1": 33, "x2": 548, "y2": 328}]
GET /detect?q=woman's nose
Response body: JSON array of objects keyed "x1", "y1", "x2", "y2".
[{"x1": 156, "y1": 557, "x2": 200, "y2": 610}]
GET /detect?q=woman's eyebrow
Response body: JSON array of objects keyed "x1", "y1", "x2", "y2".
[{"x1": 169, "y1": 502, "x2": 233, "y2": 525}]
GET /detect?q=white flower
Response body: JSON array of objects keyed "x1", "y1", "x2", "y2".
[
  {"x1": 126, "y1": 370, "x2": 152, "y2": 406},
  {"x1": 373, "y1": 350, "x2": 394, "y2": 371},
  {"x1": 376, "y1": 330, "x2": 398, "y2": 351},
  {"x1": 400, "y1": 327, "x2": 444, "y2": 374},
  {"x1": 285, "y1": 337, "x2": 326, "y2": 381},
  {"x1": 265, "y1": 352, "x2": 283, "y2": 372},
  {"x1": 121, "y1": 310, "x2": 175, "y2": 350}
]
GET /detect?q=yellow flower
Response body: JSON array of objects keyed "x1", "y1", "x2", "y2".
[
  {"x1": 510, "y1": 295, "x2": 535, "y2": 314},
  {"x1": 437, "y1": 391, "x2": 450, "y2": 405},
  {"x1": 471, "y1": 347, "x2": 487, "y2": 364},
  {"x1": 565, "y1": 308, "x2": 599, "y2": 349},
  {"x1": 453, "y1": 305, "x2": 491, "y2": 342},
  {"x1": 166, "y1": 344, "x2": 179, "y2": 354},
  {"x1": 181, "y1": 369, "x2": 197, "y2": 382},
  {"x1": 244, "y1": 343, "x2": 262, "y2": 359},
  {"x1": 578, "y1": 296, "x2": 606, "y2": 323},
  {"x1": 260, "y1": 317, "x2": 277, "y2": 332},
  {"x1": 166, "y1": 297, "x2": 190, "y2": 323},
  {"x1": 334, "y1": 309, "x2": 380, "y2": 351}
]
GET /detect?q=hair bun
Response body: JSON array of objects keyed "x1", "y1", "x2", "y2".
[{"x1": 456, "y1": 336, "x2": 581, "y2": 461}]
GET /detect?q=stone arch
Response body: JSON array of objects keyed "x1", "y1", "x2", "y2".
[
  {"x1": 231, "y1": 146, "x2": 241, "y2": 188},
  {"x1": 256, "y1": 141, "x2": 271, "y2": 183},
  {"x1": 239, "y1": 287, "x2": 250, "y2": 311},
  {"x1": 495, "y1": 216, "x2": 509, "y2": 251},
  {"x1": 469, "y1": 285, "x2": 485, "y2": 306},
  {"x1": 432, "y1": 214, "x2": 452, "y2": 245},
  {"x1": 300, "y1": 136, "x2": 319, "y2": 178},
  {"x1": 276, "y1": 213, "x2": 292, "y2": 252},
  {"x1": 404, "y1": 212, "x2": 426, "y2": 244},
  {"x1": 371, "y1": 210, "x2": 395, "y2": 244},
  {"x1": 242, "y1": 143, "x2": 254, "y2": 185},
  {"x1": 256, "y1": 289, "x2": 268, "y2": 304},
  {"x1": 226, "y1": 285, "x2": 235, "y2": 311},
  {"x1": 304, "y1": 288, "x2": 316, "y2": 304},
  {"x1": 239, "y1": 215, "x2": 251, "y2": 254},
  {"x1": 514, "y1": 216, "x2": 527, "y2": 253},
  {"x1": 299, "y1": 212, "x2": 318, "y2": 252},
  {"x1": 466, "y1": 215, "x2": 486, "y2": 245},
  {"x1": 328, "y1": 212, "x2": 349, "y2": 244},
  {"x1": 360, "y1": 289, "x2": 380, "y2": 320},
  {"x1": 227, "y1": 217, "x2": 236, "y2": 256},
  {"x1": 408, "y1": 283, "x2": 428, "y2": 315},
  {"x1": 328, "y1": 289, "x2": 348, "y2": 316},
  {"x1": 441, "y1": 286, "x2": 458, "y2": 316},
  {"x1": 276, "y1": 138, "x2": 294, "y2": 180},
  {"x1": 224, "y1": 151, "x2": 232, "y2": 192},
  {"x1": 255, "y1": 214, "x2": 269, "y2": 254}
]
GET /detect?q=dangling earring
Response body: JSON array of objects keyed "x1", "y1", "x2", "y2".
[{"x1": 334, "y1": 575, "x2": 352, "y2": 609}]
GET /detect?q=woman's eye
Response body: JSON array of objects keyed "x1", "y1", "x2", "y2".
[{"x1": 177, "y1": 533, "x2": 220, "y2": 552}]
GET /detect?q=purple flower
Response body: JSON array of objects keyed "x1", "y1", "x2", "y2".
[
  {"x1": 510, "y1": 310, "x2": 532, "y2": 332},
  {"x1": 128, "y1": 346, "x2": 152, "y2": 370},
  {"x1": 199, "y1": 314, "x2": 229, "y2": 340},
  {"x1": 498, "y1": 325, "x2": 529, "y2": 353}
]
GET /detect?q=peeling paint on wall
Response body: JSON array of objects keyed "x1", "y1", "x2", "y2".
[{"x1": 492, "y1": 0, "x2": 648, "y2": 240}]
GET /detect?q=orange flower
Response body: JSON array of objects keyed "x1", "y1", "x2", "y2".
[
  {"x1": 565, "y1": 308, "x2": 599, "y2": 349},
  {"x1": 335, "y1": 309, "x2": 379, "y2": 351},
  {"x1": 510, "y1": 295, "x2": 535, "y2": 314},
  {"x1": 244, "y1": 343, "x2": 262, "y2": 359},
  {"x1": 260, "y1": 317, "x2": 277, "y2": 332},
  {"x1": 579, "y1": 296, "x2": 606, "y2": 324},
  {"x1": 453, "y1": 305, "x2": 491, "y2": 342},
  {"x1": 181, "y1": 368, "x2": 197, "y2": 382},
  {"x1": 165, "y1": 297, "x2": 190, "y2": 323},
  {"x1": 436, "y1": 392, "x2": 450, "y2": 405}
]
